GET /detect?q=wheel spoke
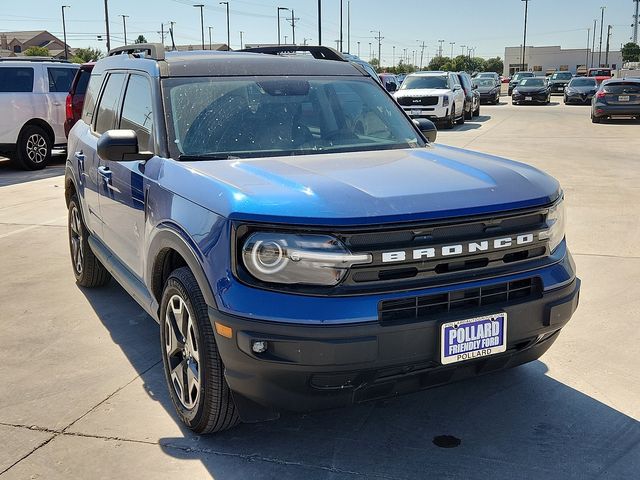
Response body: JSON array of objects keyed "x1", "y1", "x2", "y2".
[
  {"x1": 164, "y1": 315, "x2": 184, "y2": 357},
  {"x1": 186, "y1": 318, "x2": 200, "y2": 364},
  {"x1": 170, "y1": 361, "x2": 187, "y2": 404},
  {"x1": 186, "y1": 361, "x2": 199, "y2": 405}
]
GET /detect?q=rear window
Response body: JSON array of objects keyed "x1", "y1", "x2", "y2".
[
  {"x1": 82, "y1": 73, "x2": 103, "y2": 124},
  {"x1": 603, "y1": 83, "x2": 640, "y2": 94},
  {"x1": 0, "y1": 67, "x2": 34, "y2": 92},
  {"x1": 48, "y1": 67, "x2": 77, "y2": 93},
  {"x1": 74, "y1": 70, "x2": 91, "y2": 95},
  {"x1": 589, "y1": 69, "x2": 611, "y2": 77}
]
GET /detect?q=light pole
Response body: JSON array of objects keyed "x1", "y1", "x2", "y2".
[
  {"x1": 460, "y1": 44, "x2": 466, "y2": 56},
  {"x1": 277, "y1": 7, "x2": 289, "y2": 45},
  {"x1": 357, "y1": 41, "x2": 360, "y2": 57},
  {"x1": 61, "y1": 5, "x2": 70, "y2": 60},
  {"x1": 521, "y1": 0, "x2": 530, "y2": 72},
  {"x1": 193, "y1": 4, "x2": 205, "y2": 50},
  {"x1": 240, "y1": 30, "x2": 244, "y2": 50},
  {"x1": 598, "y1": 6, "x2": 605, "y2": 67},
  {"x1": 103, "y1": 0, "x2": 111, "y2": 52},
  {"x1": 219, "y1": 2, "x2": 230, "y2": 51},
  {"x1": 449, "y1": 41, "x2": 455, "y2": 59},
  {"x1": 317, "y1": 0, "x2": 322, "y2": 45},
  {"x1": 369, "y1": 42, "x2": 372, "y2": 61},
  {"x1": 586, "y1": 27, "x2": 590, "y2": 69},
  {"x1": 591, "y1": 19, "x2": 597, "y2": 67},
  {"x1": 371, "y1": 30, "x2": 382, "y2": 67},
  {"x1": 392, "y1": 45, "x2": 395, "y2": 66},
  {"x1": 339, "y1": 0, "x2": 343, "y2": 52},
  {"x1": 208, "y1": 26, "x2": 213, "y2": 50},
  {"x1": 120, "y1": 14, "x2": 129, "y2": 45},
  {"x1": 438, "y1": 39, "x2": 444, "y2": 57}
]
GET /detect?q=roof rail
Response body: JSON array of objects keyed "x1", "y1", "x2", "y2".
[
  {"x1": 240, "y1": 45, "x2": 346, "y2": 62},
  {"x1": 0, "y1": 57, "x2": 71, "y2": 63},
  {"x1": 108, "y1": 43, "x2": 165, "y2": 61}
]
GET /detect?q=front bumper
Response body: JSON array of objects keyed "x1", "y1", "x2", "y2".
[
  {"x1": 565, "y1": 93, "x2": 594, "y2": 104},
  {"x1": 212, "y1": 276, "x2": 580, "y2": 421},
  {"x1": 513, "y1": 92, "x2": 548, "y2": 103},
  {"x1": 549, "y1": 84, "x2": 567, "y2": 94},
  {"x1": 401, "y1": 105, "x2": 449, "y2": 121}
]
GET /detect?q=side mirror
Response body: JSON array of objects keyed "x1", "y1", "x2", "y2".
[
  {"x1": 453, "y1": 85, "x2": 461, "y2": 91},
  {"x1": 473, "y1": 84, "x2": 478, "y2": 90},
  {"x1": 97, "y1": 130, "x2": 153, "y2": 162},
  {"x1": 413, "y1": 118, "x2": 437, "y2": 143},
  {"x1": 387, "y1": 82, "x2": 397, "y2": 93}
]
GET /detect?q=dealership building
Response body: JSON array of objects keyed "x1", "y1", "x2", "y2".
[{"x1": 504, "y1": 45, "x2": 623, "y2": 76}]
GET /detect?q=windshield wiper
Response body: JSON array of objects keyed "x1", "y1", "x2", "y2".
[{"x1": 178, "y1": 154, "x2": 240, "y2": 161}]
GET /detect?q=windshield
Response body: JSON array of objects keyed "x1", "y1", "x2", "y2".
[
  {"x1": 551, "y1": 72, "x2": 572, "y2": 80},
  {"x1": 519, "y1": 78, "x2": 545, "y2": 87},
  {"x1": 569, "y1": 78, "x2": 596, "y2": 87},
  {"x1": 400, "y1": 75, "x2": 448, "y2": 90},
  {"x1": 473, "y1": 78, "x2": 496, "y2": 88},
  {"x1": 164, "y1": 76, "x2": 424, "y2": 160}
]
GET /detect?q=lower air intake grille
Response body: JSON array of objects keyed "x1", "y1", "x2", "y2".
[{"x1": 379, "y1": 278, "x2": 541, "y2": 323}]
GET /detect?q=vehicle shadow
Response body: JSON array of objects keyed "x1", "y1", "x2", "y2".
[
  {"x1": 0, "y1": 154, "x2": 66, "y2": 187},
  {"x1": 81, "y1": 281, "x2": 640, "y2": 479}
]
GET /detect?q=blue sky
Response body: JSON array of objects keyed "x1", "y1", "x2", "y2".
[{"x1": 2, "y1": 0, "x2": 636, "y2": 63}]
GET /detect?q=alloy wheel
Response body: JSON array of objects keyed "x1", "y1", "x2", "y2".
[
  {"x1": 164, "y1": 294, "x2": 201, "y2": 410},
  {"x1": 25, "y1": 133, "x2": 48, "y2": 164},
  {"x1": 69, "y1": 205, "x2": 84, "y2": 275}
]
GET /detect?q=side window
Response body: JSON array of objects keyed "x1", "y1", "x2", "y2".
[
  {"x1": 47, "y1": 67, "x2": 77, "y2": 93},
  {"x1": 82, "y1": 73, "x2": 102, "y2": 124},
  {"x1": 119, "y1": 75, "x2": 154, "y2": 151},
  {"x1": 0, "y1": 67, "x2": 34, "y2": 93},
  {"x1": 94, "y1": 73, "x2": 126, "y2": 134}
]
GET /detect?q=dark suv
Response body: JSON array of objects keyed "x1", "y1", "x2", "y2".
[
  {"x1": 456, "y1": 71, "x2": 480, "y2": 119},
  {"x1": 65, "y1": 44, "x2": 579, "y2": 434}
]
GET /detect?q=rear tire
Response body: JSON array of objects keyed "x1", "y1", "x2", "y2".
[
  {"x1": 160, "y1": 267, "x2": 240, "y2": 434},
  {"x1": 443, "y1": 107, "x2": 455, "y2": 129},
  {"x1": 15, "y1": 125, "x2": 52, "y2": 171},
  {"x1": 473, "y1": 102, "x2": 480, "y2": 117},
  {"x1": 68, "y1": 194, "x2": 111, "y2": 287},
  {"x1": 456, "y1": 104, "x2": 465, "y2": 125},
  {"x1": 464, "y1": 102, "x2": 472, "y2": 120},
  {"x1": 591, "y1": 114, "x2": 601, "y2": 123}
]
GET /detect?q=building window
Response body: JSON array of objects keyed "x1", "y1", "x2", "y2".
[
  {"x1": 559, "y1": 65, "x2": 569, "y2": 71},
  {"x1": 533, "y1": 65, "x2": 542, "y2": 72},
  {"x1": 13, "y1": 45, "x2": 21, "y2": 53}
]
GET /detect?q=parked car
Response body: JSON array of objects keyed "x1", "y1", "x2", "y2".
[
  {"x1": 508, "y1": 71, "x2": 534, "y2": 95},
  {"x1": 548, "y1": 71, "x2": 573, "y2": 95},
  {"x1": 591, "y1": 78, "x2": 640, "y2": 123},
  {"x1": 512, "y1": 77, "x2": 551, "y2": 105},
  {"x1": 564, "y1": 77, "x2": 598, "y2": 104},
  {"x1": 379, "y1": 73, "x2": 399, "y2": 93},
  {"x1": 588, "y1": 68, "x2": 613, "y2": 84},
  {"x1": 394, "y1": 71, "x2": 466, "y2": 128},
  {"x1": 473, "y1": 77, "x2": 501, "y2": 104},
  {"x1": 65, "y1": 43, "x2": 579, "y2": 434},
  {"x1": 456, "y1": 71, "x2": 480, "y2": 119},
  {"x1": 476, "y1": 72, "x2": 500, "y2": 87},
  {"x1": 340, "y1": 52, "x2": 382, "y2": 84},
  {"x1": 64, "y1": 63, "x2": 95, "y2": 138},
  {"x1": 0, "y1": 58, "x2": 78, "y2": 169},
  {"x1": 396, "y1": 73, "x2": 407, "y2": 85}
]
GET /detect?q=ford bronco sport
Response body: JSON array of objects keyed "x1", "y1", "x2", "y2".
[{"x1": 65, "y1": 44, "x2": 580, "y2": 434}]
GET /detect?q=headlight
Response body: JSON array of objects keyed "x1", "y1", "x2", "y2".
[
  {"x1": 442, "y1": 96, "x2": 449, "y2": 106},
  {"x1": 539, "y1": 199, "x2": 565, "y2": 253},
  {"x1": 241, "y1": 232, "x2": 372, "y2": 285}
]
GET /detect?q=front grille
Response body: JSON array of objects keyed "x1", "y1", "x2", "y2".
[
  {"x1": 397, "y1": 96, "x2": 439, "y2": 107},
  {"x1": 378, "y1": 278, "x2": 541, "y2": 323}
]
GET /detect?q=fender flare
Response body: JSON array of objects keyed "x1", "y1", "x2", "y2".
[{"x1": 147, "y1": 226, "x2": 218, "y2": 312}]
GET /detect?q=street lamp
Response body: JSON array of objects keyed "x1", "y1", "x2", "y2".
[
  {"x1": 219, "y1": 2, "x2": 230, "y2": 51},
  {"x1": 61, "y1": 5, "x2": 70, "y2": 60},
  {"x1": 357, "y1": 41, "x2": 360, "y2": 57},
  {"x1": 521, "y1": 0, "x2": 530, "y2": 72},
  {"x1": 119, "y1": 14, "x2": 129, "y2": 45},
  {"x1": 208, "y1": 26, "x2": 213, "y2": 50},
  {"x1": 449, "y1": 41, "x2": 455, "y2": 59},
  {"x1": 598, "y1": 6, "x2": 606, "y2": 67},
  {"x1": 277, "y1": 7, "x2": 289, "y2": 45},
  {"x1": 240, "y1": 31, "x2": 244, "y2": 50},
  {"x1": 193, "y1": 4, "x2": 205, "y2": 50}
]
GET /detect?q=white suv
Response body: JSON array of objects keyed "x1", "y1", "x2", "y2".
[
  {"x1": 394, "y1": 71, "x2": 466, "y2": 129},
  {"x1": 0, "y1": 58, "x2": 79, "y2": 170}
]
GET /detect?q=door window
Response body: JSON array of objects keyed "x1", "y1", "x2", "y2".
[
  {"x1": 0, "y1": 67, "x2": 34, "y2": 92},
  {"x1": 47, "y1": 67, "x2": 77, "y2": 93},
  {"x1": 119, "y1": 75, "x2": 154, "y2": 151},
  {"x1": 94, "y1": 73, "x2": 126, "y2": 134}
]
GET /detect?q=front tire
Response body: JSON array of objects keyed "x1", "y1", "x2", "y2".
[
  {"x1": 464, "y1": 101, "x2": 473, "y2": 120},
  {"x1": 473, "y1": 102, "x2": 480, "y2": 117},
  {"x1": 15, "y1": 125, "x2": 52, "y2": 171},
  {"x1": 456, "y1": 104, "x2": 465, "y2": 125},
  {"x1": 443, "y1": 106, "x2": 455, "y2": 129},
  {"x1": 68, "y1": 195, "x2": 111, "y2": 287},
  {"x1": 160, "y1": 267, "x2": 239, "y2": 434}
]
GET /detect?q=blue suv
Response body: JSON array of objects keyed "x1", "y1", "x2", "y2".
[{"x1": 65, "y1": 44, "x2": 580, "y2": 433}]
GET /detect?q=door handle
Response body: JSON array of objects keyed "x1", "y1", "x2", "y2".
[
  {"x1": 53, "y1": 102, "x2": 61, "y2": 106},
  {"x1": 98, "y1": 165, "x2": 112, "y2": 181},
  {"x1": 74, "y1": 151, "x2": 85, "y2": 171}
]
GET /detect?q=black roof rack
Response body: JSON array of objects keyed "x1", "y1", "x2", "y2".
[
  {"x1": 0, "y1": 57, "x2": 71, "y2": 63},
  {"x1": 240, "y1": 45, "x2": 346, "y2": 62},
  {"x1": 108, "y1": 43, "x2": 165, "y2": 61}
]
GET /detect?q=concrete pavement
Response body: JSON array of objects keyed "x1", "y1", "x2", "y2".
[{"x1": 0, "y1": 98, "x2": 639, "y2": 479}]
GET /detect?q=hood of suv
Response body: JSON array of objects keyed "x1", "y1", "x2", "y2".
[
  {"x1": 395, "y1": 88, "x2": 451, "y2": 98},
  {"x1": 163, "y1": 145, "x2": 559, "y2": 226}
]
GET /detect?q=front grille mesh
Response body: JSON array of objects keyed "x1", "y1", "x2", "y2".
[
  {"x1": 397, "y1": 96, "x2": 439, "y2": 107},
  {"x1": 378, "y1": 278, "x2": 541, "y2": 323}
]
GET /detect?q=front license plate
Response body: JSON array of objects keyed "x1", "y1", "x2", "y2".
[
  {"x1": 525, "y1": 96, "x2": 533, "y2": 101},
  {"x1": 619, "y1": 95, "x2": 630, "y2": 102},
  {"x1": 440, "y1": 313, "x2": 507, "y2": 365}
]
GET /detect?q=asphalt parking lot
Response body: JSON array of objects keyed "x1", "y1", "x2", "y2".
[{"x1": 1, "y1": 97, "x2": 639, "y2": 479}]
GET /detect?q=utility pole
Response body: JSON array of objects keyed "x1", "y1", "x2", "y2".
[
  {"x1": 449, "y1": 41, "x2": 455, "y2": 58},
  {"x1": 598, "y1": 6, "x2": 605, "y2": 67},
  {"x1": 277, "y1": 7, "x2": 288, "y2": 45},
  {"x1": 194, "y1": 4, "x2": 205, "y2": 50},
  {"x1": 591, "y1": 19, "x2": 597, "y2": 67},
  {"x1": 460, "y1": 44, "x2": 466, "y2": 56},
  {"x1": 347, "y1": 1, "x2": 351, "y2": 53},
  {"x1": 418, "y1": 40, "x2": 426, "y2": 69},
  {"x1": 317, "y1": 0, "x2": 322, "y2": 45},
  {"x1": 208, "y1": 26, "x2": 213, "y2": 50},
  {"x1": 605, "y1": 24, "x2": 612, "y2": 66},
  {"x1": 371, "y1": 30, "x2": 383, "y2": 67},
  {"x1": 403, "y1": 47, "x2": 407, "y2": 63},
  {"x1": 169, "y1": 21, "x2": 176, "y2": 51},
  {"x1": 392, "y1": 46, "x2": 395, "y2": 66},
  {"x1": 287, "y1": 9, "x2": 299, "y2": 45},
  {"x1": 104, "y1": 0, "x2": 111, "y2": 52},
  {"x1": 369, "y1": 42, "x2": 372, "y2": 61},
  {"x1": 357, "y1": 41, "x2": 360, "y2": 57},
  {"x1": 239, "y1": 31, "x2": 244, "y2": 50},
  {"x1": 521, "y1": 0, "x2": 530, "y2": 72},
  {"x1": 634, "y1": 0, "x2": 639, "y2": 44},
  {"x1": 339, "y1": 0, "x2": 343, "y2": 52},
  {"x1": 120, "y1": 15, "x2": 129, "y2": 45},
  {"x1": 438, "y1": 39, "x2": 444, "y2": 57},
  {"x1": 586, "y1": 27, "x2": 590, "y2": 69},
  {"x1": 161, "y1": 23, "x2": 164, "y2": 46},
  {"x1": 219, "y1": 2, "x2": 230, "y2": 51},
  {"x1": 61, "y1": 5, "x2": 70, "y2": 60}
]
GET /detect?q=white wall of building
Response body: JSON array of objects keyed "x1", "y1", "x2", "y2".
[{"x1": 504, "y1": 45, "x2": 623, "y2": 76}]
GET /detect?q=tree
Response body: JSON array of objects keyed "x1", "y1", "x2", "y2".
[
  {"x1": 621, "y1": 42, "x2": 640, "y2": 63},
  {"x1": 24, "y1": 46, "x2": 50, "y2": 57},
  {"x1": 483, "y1": 57, "x2": 504, "y2": 74},
  {"x1": 134, "y1": 35, "x2": 147, "y2": 44},
  {"x1": 427, "y1": 56, "x2": 449, "y2": 71},
  {"x1": 70, "y1": 47, "x2": 104, "y2": 63}
]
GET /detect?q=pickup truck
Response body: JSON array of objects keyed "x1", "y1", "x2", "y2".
[{"x1": 65, "y1": 44, "x2": 580, "y2": 434}]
